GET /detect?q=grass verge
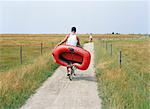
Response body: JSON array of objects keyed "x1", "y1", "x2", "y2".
[
  {"x1": 0, "y1": 51, "x2": 59, "y2": 109},
  {"x1": 94, "y1": 38, "x2": 150, "y2": 109}
]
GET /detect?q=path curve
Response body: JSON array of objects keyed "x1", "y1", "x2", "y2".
[{"x1": 20, "y1": 42, "x2": 101, "y2": 109}]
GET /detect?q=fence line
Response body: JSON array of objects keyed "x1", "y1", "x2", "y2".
[
  {"x1": 41, "y1": 43, "x2": 43, "y2": 54},
  {"x1": 119, "y1": 50, "x2": 122, "y2": 68},
  {"x1": 20, "y1": 45, "x2": 22, "y2": 64},
  {"x1": 17, "y1": 42, "x2": 58, "y2": 64},
  {"x1": 99, "y1": 40, "x2": 149, "y2": 86},
  {"x1": 110, "y1": 44, "x2": 112, "y2": 56}
]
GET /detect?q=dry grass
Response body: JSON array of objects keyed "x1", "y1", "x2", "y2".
[
  {"x1": 0, "y1": 34, "x2": 62, "y2": 108},
  {"x1": 0, "y1": 34, "x2": 89, "y2": 72},
  {"x1": 0, "y1": 34, "x2": 63, "y2": 72},
  {"x1": 0, "y1": 51, "x2": 59, "y2": 109}
]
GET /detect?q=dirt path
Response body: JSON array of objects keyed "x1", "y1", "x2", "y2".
[{"x1": 20, "y1": 43, "x2": 101, "y2": 109}]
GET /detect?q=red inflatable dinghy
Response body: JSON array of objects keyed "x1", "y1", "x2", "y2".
[{"x1": 52, "y1": 45, "x2": 91, "y2": 70}]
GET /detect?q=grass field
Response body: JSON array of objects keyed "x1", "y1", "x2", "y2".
[
  {"x1": 0, "y1": 34, "x2": 89, "y2": 72},
  {"x1": 0, "y1": 34, "x2": 65, "y2": 109},
  {"x1": 94, "y1": 36, "x2": 150, "y2": 109},
  {"x1": 0, "y1": 34, "x2": 148, "y2": 109},
  {"x1": 0, "y1": 34, "x2": 63, "y2": 72}
]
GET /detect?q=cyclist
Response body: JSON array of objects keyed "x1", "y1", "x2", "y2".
[
  {"x1": 56, "y1": 27, "x2": 81, "y2": 77},
  {"x1": 56, "y1": 27, "x2": 81, "y2": 47},
  {"x1": 89, "y1": 33, "x2": 93, "y2": 42}
]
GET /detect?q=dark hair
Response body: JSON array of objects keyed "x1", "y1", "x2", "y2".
[{"x1": 71, "y1": 27, "x2": 76, "y2": 32}]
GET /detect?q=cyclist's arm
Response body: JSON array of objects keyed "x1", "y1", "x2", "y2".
[
  {"x1": 77, "y1": 36, "x2": 81, "y2": 47},
  {"x1": 56, "y1": 35, "x2": 68, "y2": 46}
]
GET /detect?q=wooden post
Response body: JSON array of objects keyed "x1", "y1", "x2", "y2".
[
  {"x1": 41, "y1": 43, "x2": 43, "y2": 54},
  {"x1": 20, "y1": 46, "x2": 22, "y2": 64},
  {"x1": 106, "y1": 42, "x2": 107, "y2": 50},
  {"x1": 119, "y1": 50, "x2": 122, "y2": 68},
  {"x1": 110, "y1": 44, "x2": 112, "y2": 56}
]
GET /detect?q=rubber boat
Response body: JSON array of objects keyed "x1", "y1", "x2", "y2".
[{"x1": 52, "y1": 45, "x2": 91, "y2": 70}]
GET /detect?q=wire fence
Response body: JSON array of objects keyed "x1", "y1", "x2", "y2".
[
  {"x1": 99, "y1": 39, "x2": 150, "y2": 87},
  {"x1": 0, "y1": 42, "x2": 57, "y2": 65}
]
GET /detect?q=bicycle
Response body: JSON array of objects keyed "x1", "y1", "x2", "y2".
[{"x1": 67, "y1": 63, "x2": 76, "y2": 81}]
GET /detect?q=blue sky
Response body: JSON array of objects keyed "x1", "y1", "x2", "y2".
[{"x1": 0, "y1": 0, "x2": 149, "y2": 34}]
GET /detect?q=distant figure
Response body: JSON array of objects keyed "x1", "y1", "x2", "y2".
[
  {"x1": 56, "y1": 27, "x2": 81, "y2": 47},
  {"x1": 89, "y1": 33, "x2": 93, "y2": 42}
]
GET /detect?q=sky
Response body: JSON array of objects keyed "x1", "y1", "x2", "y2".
[{"x1": 0, "y1": 0, "x2": 149, "y2": 34}]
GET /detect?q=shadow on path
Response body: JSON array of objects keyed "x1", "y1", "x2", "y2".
[{"x1": 72, "y1": 75, "x2": 97, "y2": 82}]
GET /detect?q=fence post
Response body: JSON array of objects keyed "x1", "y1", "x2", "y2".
[
  {"x1": 41, "y1": 43, "x2": 43, "y2": 54},
  {"x1": 110, "y1": 44, "x2": 112, "y2": 56},
  {"x1": 20, "y1": 45, "x2": 22, "y2": 64},
  {"x1": 119, "y1": 50, "x2": 122, "y2": 68},
  {"x1": 106, "y1": 42, "x2": 107, "y2": 50}
]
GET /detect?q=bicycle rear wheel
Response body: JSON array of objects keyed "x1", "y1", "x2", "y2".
[{"x1": 68, "y1": 67, "x2": 74, "y2": 81}]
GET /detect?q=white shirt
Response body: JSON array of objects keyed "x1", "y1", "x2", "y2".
[
  {"x1": 90, "y1": 35, "x2": 92, "y2": 39},
  {"x1": 66, "y1": 34, "x2": 77, "y2": 46}
]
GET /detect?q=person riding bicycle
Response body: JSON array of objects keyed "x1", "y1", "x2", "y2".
[
  {"x1": 89, "y1": 33, "x2": 93, "y2": 42},
  {"x1": 56, "y1": 27, "x2": 81, "y2": 76},
  {"x1": 56, "y1": 27, "x2": 81, "y2": 47}
]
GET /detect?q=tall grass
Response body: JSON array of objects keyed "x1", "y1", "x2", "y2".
[
  {"x1": 0, "y1": 35, "x2": 62, "y2": 108},
  {"x1": 0, "y1": 50, "x2": 59, "y2": 109},
  {"x1": 94, "y1": 38, "x2": 150, "y2": 109}
]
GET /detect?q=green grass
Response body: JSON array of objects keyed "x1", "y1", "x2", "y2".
[{"x1": 94, "y1": 37, "x2": 150, "y2": 109}]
